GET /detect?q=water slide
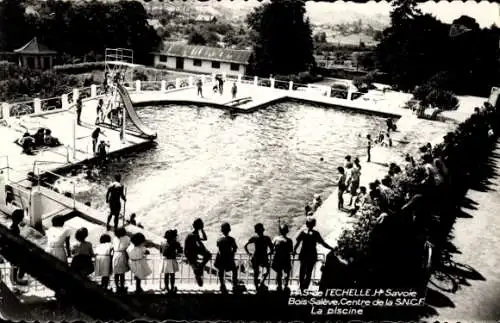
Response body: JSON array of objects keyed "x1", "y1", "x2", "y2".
[
  {"x1": 115, "y1": 83, "x2": 157, "y2": 139},
  {"x1": 0, "y1": 223, "x2": 147, "y2": 320}
]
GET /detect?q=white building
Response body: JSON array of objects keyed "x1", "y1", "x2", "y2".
[{"x1": 152, "y1": 42, "x2": 252, "y2": 76}]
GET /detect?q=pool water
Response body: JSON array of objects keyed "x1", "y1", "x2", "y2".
[{"x1": 65, "y1": 102, "x2": 388, "y2": 249}]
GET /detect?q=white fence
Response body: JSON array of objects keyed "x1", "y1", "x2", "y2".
[{"x1": 1, "y1": 73, "x2": 358, "y2": 120}]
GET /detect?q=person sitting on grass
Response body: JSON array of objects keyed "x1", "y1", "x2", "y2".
[
  {"x1": 127, "y1": 232, "x2": 151, "y2": 294},
  {"x1": 215, "y1": 223, "x2": 238, "y2": 294},
  {"x1": 244, "y1": 223, "x2": 274, "y2": 293},
  {"x1": 160, "y1": 229, "x2": 183, "y2": 294}
]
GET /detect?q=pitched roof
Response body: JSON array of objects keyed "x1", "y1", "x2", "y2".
[
  {"x1": 153, "y1": 42, "x2": 252, "y2": 65},
  {"x1": 14, "y1": 37, "x2": 57, "y2": 55}
]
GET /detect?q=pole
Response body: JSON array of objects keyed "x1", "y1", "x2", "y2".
[
  {"x1": 121, "y1": 102, "x2": 126, "y2": 143},
  {"x1": 73, "y1": 110, "x2": 77, "y2": 159},
  {"x1": 122, "y1": 187, "x2": 127, "y2": 227}
]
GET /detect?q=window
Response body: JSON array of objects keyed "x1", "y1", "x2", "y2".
[
  {"x1": 211, "y1": 61, "x2": 220, "y2": 69},
  {"x1": 193, "y1": 59, "x2": 202, "y2": 66},
  {"x1": 159, "y1": 55, "x2": 167, "y2": 62},
  {"x1": 230, "y1": 63, "x2": 239, "y2": 71}
]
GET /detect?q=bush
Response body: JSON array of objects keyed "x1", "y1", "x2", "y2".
[
  {"x1": 133, "y1": 71, "x2": 148, "y2": 81},
  {"x1": 336, "y1": 99, "x2": 499, "y2": 296},
  {"x1": 274, "y1": 71, "x2": 323, "y2": 85},
  {"x1": 53, "y1": 62, "x2": 106, "y2": 74},
  {"x1": 0, "y1": 62, "x2": 82, "y2": 102},
  {"x1": 413, "y1": 80, "x2": 459, "y2": 111}
]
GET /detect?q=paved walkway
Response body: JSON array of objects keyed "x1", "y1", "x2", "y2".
[{"x1": 426, "y1": 140, "x2": 500, "y2": 322}]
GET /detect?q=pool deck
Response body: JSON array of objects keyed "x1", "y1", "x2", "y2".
[{"x1": 0, "y1": 80, "x2": 488, "y2": 305}]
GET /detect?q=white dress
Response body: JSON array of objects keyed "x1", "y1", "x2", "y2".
[
  {"x1": 45, "y1": 226, "x2": 71, "y2": 263},
  {"x1": 94, "y1": 242, "x2": 113, "y2": 277},
  {"x1": 112, "y1": 236, "x2": 130, "y2": 274},
  {"x1": 127, "y1": 244, "x2": 152, "y2": 280}
]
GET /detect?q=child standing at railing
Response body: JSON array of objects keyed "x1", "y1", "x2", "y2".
[
  {"x1": 160, "y1": 229, "x2": 183, "y2": 294},
  {"x1": 70, "y1": 227, "x2": 95, "y2": 277},
  {"x1": 244, "y1": 223, "x2": 274, "y2": 293},
  {"x1": 127, "y1": 232, "x2": 151, "y2": 294},
  {"x1": 95, "y1": 233, "x2": 113, "y2": 290},
  {"x1": 271, "y1": 223, "x2": 293, "y2": 292},
  {"x1": 112, "y1": 227, "x2": 130, "y2": 293},
  {"x1": 215, "y1": 223, "x2": 238, "y2": 294}
]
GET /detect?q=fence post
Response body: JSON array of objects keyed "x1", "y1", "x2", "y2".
[
  {"x1": 188, "y1": 76, "x2": 194, "y2": 87},
  {"x1": 135, "y1": 80, "x2": 141, "y2": 93},
  {"x1": 72, "y1": 88, "x2": 79, "y2": 102},
  {"x1": 347, "y1": 86, "x2": 353, "y2": 100},
  {"x1": 253, "y1": 76, "x2": 258, "y2": 86},
  {"x1": 61, "y1": 94, "x2": 69, "y2": 110},
  {"x1": 289, "y1": 81, "x2": 293, "y2": 91},
  {"x1": 212, "y1": 73, "x2": 216, "y2": 84},
  {"x1": 2, "y1": 102, "x2": 11, "y2": 119},
  {"x1": 90, "y1": 84, "x2": 97, "y2": 98},
  {"x1": 34, "y1": 98, "x2": 42, "y2": 114},
  {"x1": 30, "y1": 190, "x2": 43, "y2": 229},
  {"x1": 270, "y1": 78, "x2": 275, "y2": 89},
  {"x1": 175, "y1": 78, "x2": 180, "y2": 88},
  {"x1": 161, "y1": 80, "x2": 166, "y2": 92},
  {"x1": 222, "y1": 73, "x2": 227, "y2": 82},
  {"x1": 326, "y1": 86, "x2": 332, "y2": 97}
]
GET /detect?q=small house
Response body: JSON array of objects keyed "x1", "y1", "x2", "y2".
[
  {"x1": 13, "y1": 37, "x2": 57, "y2": 70},
  {"x1": 152, "y1": 42, "x2": 252, "y2": 76}
]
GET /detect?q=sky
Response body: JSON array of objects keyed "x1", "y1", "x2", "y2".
[
  {"x1": 202, "y1": 0, "x2": 499, "y2": 28},
  {"x1": 304, "y1": 1, "x2": 500, "y2": 28}
]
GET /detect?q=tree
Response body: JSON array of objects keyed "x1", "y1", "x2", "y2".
[
  {"x1": 246, "y1": 0, "x2": 314, "y2": 76},
  {"x1": 0, "y1": 0, "x2": 30, "y2": 50},
  {"x1": 313, "y1": 32, "x2": 327, "y2": 43},
  {"x1": 188, "y1": 30, "x2": 207, "y2": 46},
  {"x1": 31, "y1": 0, "x2": 160, "y2": 64}
]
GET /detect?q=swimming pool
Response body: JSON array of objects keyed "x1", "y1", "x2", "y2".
[{"x1": 65, "y1": 102, "x2": 388, "y2": 249}]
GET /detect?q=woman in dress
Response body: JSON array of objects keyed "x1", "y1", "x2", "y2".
[
  {"x1": 160, "y1": 230, "x2": 183, "y2": 293},
  {"x1": 95, "y1": 234, "x2": 113, "y2": 289},
  {"x1": 112, "y1": 227, "x2": 130, "y2": 293},
  {"x1": 45, "y1": 215, "x2": 71, "y2": 264},
  {"x1": 127, "y1": 233, "x2": 151, "y2": 293},
  {"x1": 70, "y1": 227, "x2": 95, "y2": 277}
]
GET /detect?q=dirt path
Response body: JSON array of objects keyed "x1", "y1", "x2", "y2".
[{"x1": 427, "y1": 141, "x2": 500, "y2": 322}]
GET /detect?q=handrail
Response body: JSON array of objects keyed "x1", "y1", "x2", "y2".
[
  {"x1": 33, "y1": 166, "x2": 77, "y2": 210},
  {"x1": 0, "y1": 155, "x2": 10, "y2": 182}
]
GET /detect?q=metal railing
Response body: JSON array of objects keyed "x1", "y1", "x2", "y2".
[
  {"x1": 105, "y1": 48, "x2": 134, "y2": 65},
  {"x1": 2, "y1": 73, "x2": 364, "y2": 120},
  {"x1": 0, "y1": 155, "x2": 10, "y2": 182},
  {"x1": 0, "y1": 252, "x2": 326, "y2": 298}
]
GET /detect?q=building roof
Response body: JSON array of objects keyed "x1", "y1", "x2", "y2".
[
  {"x1": 14, "y1": 37, "x2": 57, "y2": 55},
  {"x1": 153, "y1": 42, "x2": 252, "y2": 65}
]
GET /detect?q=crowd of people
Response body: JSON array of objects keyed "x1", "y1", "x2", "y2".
[{"x1": 31, "y1": 205, "x2": 345, "y2": 295}]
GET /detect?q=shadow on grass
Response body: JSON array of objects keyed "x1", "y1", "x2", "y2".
[{"x1": 423, "y1": 144, "x2": 500, "y2": 318}]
